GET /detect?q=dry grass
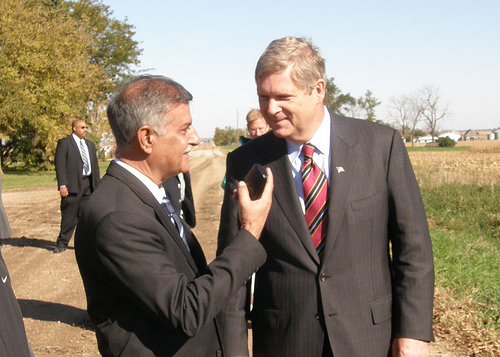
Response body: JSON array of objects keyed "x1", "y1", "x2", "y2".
[
  {"x1": 409, "y1": 140, "x2": 500, "y2": 356},
  {"x1": 456, "y1": 140, "x2": 500, "y2": 153},
  {"x1": 409, "y1": 142, "x2": 500, "y2": 188},
  {"x1": 433, "y1": 287, "x2": 500, "y2": 356}
]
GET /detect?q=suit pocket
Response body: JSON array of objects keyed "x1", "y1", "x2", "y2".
[
  {"x1": 371, "y1": 294, "x2": 392, "y2": 325},
  {"x1": 253, "y1": 306, "x2": 280, "y2": 330}
]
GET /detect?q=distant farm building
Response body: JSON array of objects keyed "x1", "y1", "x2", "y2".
[
  {"x1": 439, "y1": 133, "x2": 462, "y2": 142},
  {"x1": 463, "y1": 129, "x2": 479, "y2": 141},
  {"x1": 417, "y1": 136, "x2": 439, "y2": 143}
]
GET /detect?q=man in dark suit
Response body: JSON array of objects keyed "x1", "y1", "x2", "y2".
[
  {"x1": 54, "y1": 119, "x2": 100, "y2": 253},
  {"x1": 0, "y1": 172, "x2": 12, "y2": 251},
  {"x1": 74, "y1": 75, "x2": 273, "y2": 356},
  {"x1": 217, "y1": 37, "x2": 434, "y2": 356},
  {"x1": 0, "y1": 251, "x2": 33, "y2": 356},
  {"x1": 163, "y1": 172, "x2": 196, "y2": 228}
]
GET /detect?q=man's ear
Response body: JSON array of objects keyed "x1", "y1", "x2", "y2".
[
  {"x1": 137, "y1": 126, "x2": 155, "y2": 154},
  {"x1": 315, "y1": 79, "x2": 326, "y2": 104}
]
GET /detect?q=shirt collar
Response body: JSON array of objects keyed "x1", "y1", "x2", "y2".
[
  {"x1": 114, "y1": 159, "x2": 166, "y2": 204},
  {"x1": 72, "y1": 133, "x2": 84, "y2": 144},
  {"x1": 287, "y1": 107, "x2": 331, "y2": 160}
]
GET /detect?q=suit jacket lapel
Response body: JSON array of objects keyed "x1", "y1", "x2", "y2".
[
  {"x1": 322, "y1": 114, "x2": 359, "y2": 261},
  {"x1": 106, "y1": 162, "x2": 200, "y2": 273},
  {"x1": 69, "y1": 136, "x2": 83, "y2": 170},
  {"x1": 261, "y1": 134, "x2": 320, "y2": 263}
]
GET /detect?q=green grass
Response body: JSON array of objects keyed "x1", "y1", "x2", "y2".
[
  {"x1": 422, "y1": 184, "x2": 500, "y2": 331},
  {"x1": 2, "y1": 169, "x2": 57, "y2": 190},
  {"x1": 218, "y1": 145, "x2": 238, "y2": 154},
  {"x1": 423, "y1": 184, "x2": 500, "y2": 238},
  {"x1": 1, "y1": 161, "x2": 111, "y2": 191}
]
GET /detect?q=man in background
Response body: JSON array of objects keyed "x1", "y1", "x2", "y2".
[
  {"x1": 163, "y1": 172, "x2": 196, "y2": 228},
  {"x1": 222, "y1": 108, "x2": 271, "y2": 189},
  {"x1": 240, "y1": 109, "x2": 270, "y2": 145},
  {"x1": 54, "y1": 120, "x2": 100, "y2": 253},
  {"x1": 217, "y1": 37, "x2": 434, "y2": 356}
]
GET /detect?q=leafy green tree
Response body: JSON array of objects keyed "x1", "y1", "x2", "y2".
[
  {"x1": 66, "y1": 0, "x2": 143, "y2": 156},
  {"x1": 0, "y1": 0, "x2": 142, "y2": 168},
  {"x1": 0, "y1": 0, "x2": 105, "y2": 168},
  {"x1": 213, "y1": 127, "x2": 245, "y2": 146},
  {"x1": 436, "y1": 136, "x2": 456, "y2": 147},
  {"x1": 325, "y1": 78, "x2": 382, "y2": 122},
  {"x1": 67, "y1": 0, "x2": 142, "y2": 83},
  {"x1": 358, "y1": 90, "x2": 381, "y2": 122},
  {"x1": 325, "y1": 77, "x2": 356, "y2": 116}
]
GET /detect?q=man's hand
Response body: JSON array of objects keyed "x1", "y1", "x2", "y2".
[
  {"x1": 59, "y1": 186, "x2": 69, "y2": 198},
  {"x1": 392, "y1": 338, "x2": 429, "y2": 357},
  {"x1": 238, "y1": 167, "x2": 273, "y2": 239}
]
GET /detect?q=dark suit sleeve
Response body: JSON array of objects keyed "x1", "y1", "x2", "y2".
[
  {"x1": 216, "y1": 152, "x2": 251, "y2": 355},
  {"x1": 87, "y1": 141, "x2": 100, "y2": 189},
  {"x1": 54, "y1": 138, "x2": 69, "y2": 188},
  {"x1": 387, "y1": 131, "x2": 434, "y2": 341},
  {"x1": 94, "y1": 209, "x2": 265, "y2": 338},
  {"x1": 181, "y1": 172, "x2": 196, "y2": 228}
]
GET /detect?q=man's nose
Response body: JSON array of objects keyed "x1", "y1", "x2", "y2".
[
  {"x1": 268, "y1": 99, "x2": 281, "y2": 116},
  {"x1": 190, "y1": 127, "x2": 201, "y2": 146}
]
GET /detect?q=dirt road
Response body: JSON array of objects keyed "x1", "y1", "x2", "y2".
[{"x1": 1, "y1": 146, "x2": 460, "y2": 356}]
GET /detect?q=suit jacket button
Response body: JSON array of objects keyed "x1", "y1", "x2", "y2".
[
  {"x1": 320, "y1": 273, "x2": 327, "y2": 282},
  {"x1": 315, "y1": 313, "x2": 323, "y2": 320},
  {"x1": 216, "y1": 350, "x2": 222, "y2": 357}
]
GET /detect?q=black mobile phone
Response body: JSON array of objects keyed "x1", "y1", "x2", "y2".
[{"x1": 244, "y1": 164, "x2": 268, "y2": 200}]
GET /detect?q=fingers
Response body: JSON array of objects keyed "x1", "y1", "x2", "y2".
[
  {"x1": 262, "y1": 167, "x2": 273, "y2": 196},
  {"x1": 238, "y1": 167, "x2": 273, "y2": 239},
  {"x1": 237, "y1": 180, "x2": 250, "y2": 205}
]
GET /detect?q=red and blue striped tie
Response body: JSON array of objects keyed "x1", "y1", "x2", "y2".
[{"x1": 301, "y1": 144, "x2": 329, "y2": 259}]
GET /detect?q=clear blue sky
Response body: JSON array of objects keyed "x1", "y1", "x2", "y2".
[{"x1": 101, "y1": 0, "x2": 499, "y2": 139}]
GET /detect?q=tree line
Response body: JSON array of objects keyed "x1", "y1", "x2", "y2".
[
  {"x1": 213, "y1": 78, "x2": 384, "y2": 146},
  {"x1": 1, "y1": 0, "x2": 449, "y2": 163},
  {"x1": 0, "y1": 0, "x2": 142, "y2": 169},
  {"x1": 388, "y1": 85, "x2": 448, "y2": 145},
  {"x1": 214, "y1": 79, "x2": 448, "y2": 146}
]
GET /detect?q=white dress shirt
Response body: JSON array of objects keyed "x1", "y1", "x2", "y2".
[
  {"x1": 72, "y1": 133, "x2": 92, "y2": 176},
  {"x1": 286, "y1": 107, "x2": 331, "y2": 214}
]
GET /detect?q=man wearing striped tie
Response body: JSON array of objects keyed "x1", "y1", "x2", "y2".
[
  {"x1": 54, "y1": 120, "x2": 100, "y2": 253},
  {"x1": 217, "y1": 37, "x2": 434, "y2": 357}
]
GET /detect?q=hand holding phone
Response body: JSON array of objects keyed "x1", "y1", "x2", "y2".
[{"x1": 244, "y1": 164, "x2": 268, "y2": 200}]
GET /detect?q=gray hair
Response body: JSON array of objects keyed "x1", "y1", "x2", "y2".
[
  {"x1": 255, "y1": 37, "x2": 326, "y2": 93},
  {"x1": 107, "y1": 75, "x2": 193, "y2": 149}
]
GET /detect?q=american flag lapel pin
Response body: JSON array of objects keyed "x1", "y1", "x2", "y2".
[{"x1": 336, "y1": 166, "x2": 345, "y2": 173}]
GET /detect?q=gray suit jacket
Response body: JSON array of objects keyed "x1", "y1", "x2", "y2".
[
  {"x1": 217, "y1": 114, "x2": 434, "y2": 357},
  {"x1": 75, "y1": 162, "x2": 266, "y2": 356}
]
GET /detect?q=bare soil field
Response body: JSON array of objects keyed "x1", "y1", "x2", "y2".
[{"x1": 1, "y1": 145, "x2": 465, "y2": 356}]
